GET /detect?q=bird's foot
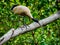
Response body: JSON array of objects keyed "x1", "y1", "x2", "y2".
[
  {"x1": 21, "y1": 24, "x2": 30, "y2": 30},
  {"x1": 23, "y1": 24, "x2": 30, "y2": 29}
]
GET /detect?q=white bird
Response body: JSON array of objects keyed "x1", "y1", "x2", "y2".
[{"x1": 11, "y1": 4, "x2": 40, "y2": 25}]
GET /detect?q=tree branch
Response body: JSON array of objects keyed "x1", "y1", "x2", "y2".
[{"x1": 0, "y1": 11, "x2": 60, "y2": 45}]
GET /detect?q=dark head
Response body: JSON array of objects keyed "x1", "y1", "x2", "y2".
[{"x1": 11, "y1": 4, "x2": 18, "y2": 10}]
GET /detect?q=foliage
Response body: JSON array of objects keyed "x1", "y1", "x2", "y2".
[{"x1": 0, "y1": 0, "x2": 60, "y2": 45}]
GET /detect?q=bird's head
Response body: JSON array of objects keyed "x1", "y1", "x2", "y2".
[{"x1": 11, "y1": 4, "x2": 18, "y2": 10}]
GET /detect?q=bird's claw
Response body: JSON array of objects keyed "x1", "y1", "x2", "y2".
[
  {"x1": 23, "y1": 24, "x2": 30, "y2": 29},
  {"x1": 21, "y1": 24, "x2": 30, "y2": 30}
]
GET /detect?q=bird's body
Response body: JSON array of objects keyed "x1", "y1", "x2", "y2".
[
  {"x1": 11, "y1": 5, "x2": 40, "y2": 25},
  {"x1": 12, "y1": 5, "x2": 33, "y2": 19}
]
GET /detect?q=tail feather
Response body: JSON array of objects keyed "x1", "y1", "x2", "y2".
[
  {"x1": 32, "y1": 18, "x2": 38, "y2": 23},
  {"x1": 32, "y1": 18, "x2": 40, "y2": 25}
]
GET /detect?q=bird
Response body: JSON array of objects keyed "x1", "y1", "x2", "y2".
[{"x1": 11, "y1": 4, "x2": 40, "y2": 26}]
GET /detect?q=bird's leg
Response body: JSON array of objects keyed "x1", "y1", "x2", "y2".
[
  {"x1": 20, "y1": 16, "x2": 30, "y2": 30},
  {"x1": 23, "y1": 16, "x2": 28, "y2": 29}
]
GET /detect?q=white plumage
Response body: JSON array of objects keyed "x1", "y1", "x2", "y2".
[
  {"x1": 12, "y1": 5, "x2": 33, "y2": 19},
  {"x1": 11, "y1": 5, "x2": 40, "y2": 25}
]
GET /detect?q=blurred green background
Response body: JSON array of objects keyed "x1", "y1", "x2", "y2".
[{"x1": 0, "y1": 0, "x2": 60, "y2": 45}]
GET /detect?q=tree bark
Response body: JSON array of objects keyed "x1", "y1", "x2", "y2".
[{"x1": 0, "y1": 11, "x2": 60, "y2": 45}]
